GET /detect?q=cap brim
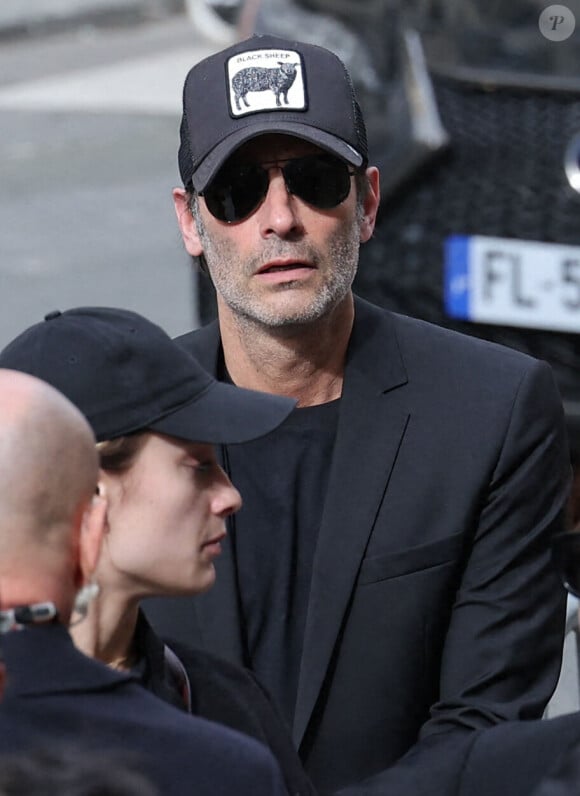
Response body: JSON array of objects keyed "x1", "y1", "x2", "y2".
[
  {"x1": 148, "y1": 380, "x2": 295, "y2": 444},
  {"x1": 191, "y1": 121, "x2": 364, "y2": 192}
]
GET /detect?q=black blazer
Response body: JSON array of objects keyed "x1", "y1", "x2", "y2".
[
  {"x1": 147, "y1": 296, "x2": 570, "y2": 794},
  {"x1": 0, "y1": 623, "x2": 288, "y2": 796},
  {"x1": 134, "y1": 613, "x2": 316, "y2": 796}
]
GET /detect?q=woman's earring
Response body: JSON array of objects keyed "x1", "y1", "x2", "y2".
[{"x1": 70, "y1": 581, "x2": 100, "y2": 625}]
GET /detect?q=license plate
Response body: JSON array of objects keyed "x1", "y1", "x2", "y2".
[{"x1": 444, "y1": 235, "x2": 580, "y2": 333}]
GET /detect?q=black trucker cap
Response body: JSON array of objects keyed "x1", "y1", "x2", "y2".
[
  {"x1": 0, "y1": 307, "x2": 294, "y2": 443},
  {"x1": 178, "y1": 33, "x2": 368, "y2": 192}
]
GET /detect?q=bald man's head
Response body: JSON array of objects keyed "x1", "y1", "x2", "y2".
[{"x1": 0, "y1": 370, "x2": 99, "y2": 598}]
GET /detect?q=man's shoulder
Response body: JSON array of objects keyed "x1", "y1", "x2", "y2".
[
  {"x1": 121, "y1": 677, "x2": 264, "y2": 747},
  {"x1": 2, "y1": 663, "x2": 282, "y2": 794},
  {"x1": 125, "y1": 686, "x2": 284, "y2": 794},
  {"x1": 356, "y1": 296, "x2": 543, "y2": 374}
]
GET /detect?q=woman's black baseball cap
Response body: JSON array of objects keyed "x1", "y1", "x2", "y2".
[{"x1": 0, "y1": 307, "x2": 294, "y2": 444}]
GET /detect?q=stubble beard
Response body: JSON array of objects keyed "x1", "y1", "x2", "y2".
[{"x1": 197, "y1": 216, "x2": 361, "y2": 331}]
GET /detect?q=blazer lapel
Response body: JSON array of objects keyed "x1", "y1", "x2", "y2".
[
  {"x1": 293, "y1": 298, "x2": 410, "y2": 747},
  {"x1": 178, "y1": 321, "x2": 246, "y2": 667}
]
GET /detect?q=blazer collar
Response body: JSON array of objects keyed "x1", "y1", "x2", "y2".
[
  {"x1": 2, "y1": 623, "x2": 134, "y2": 698},
  {"x1": 181, "y1": 318, "x2": 221, "y2": 374},
  {"x1": 345, "y1": 296, "x2": 408, "y2": 393},
  {"x1": 181, "y1": 296, "x2": 408, "y2": 394}
]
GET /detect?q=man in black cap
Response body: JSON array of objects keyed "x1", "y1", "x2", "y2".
[
  {"x1": 0, "y1": 367, "x2": 289, "y2": 796},
  {"x1": 169, "y1": 34, "x2": 571, "y2": 795}
]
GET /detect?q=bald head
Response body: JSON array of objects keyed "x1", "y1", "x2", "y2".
[{"x1": 0, "y1": 370, "x2": 98, "y2": 591}]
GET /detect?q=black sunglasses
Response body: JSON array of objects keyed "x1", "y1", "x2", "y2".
[
  {"x1": 200, "y1": 153, "x2": 356, "y2": 223},
  {"x1": 551, "y1": 531, "x2": 580, "y2": 597}
]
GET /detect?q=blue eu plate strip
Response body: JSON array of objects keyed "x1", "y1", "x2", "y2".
[{"x1": 444, "y1": 235, "x2": 470, "y2": 320}]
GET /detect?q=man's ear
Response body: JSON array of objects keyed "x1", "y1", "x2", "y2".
[
  {"x1": 359, "y1": 166, "x2": 381, "y2": 244},
  {"x1": 77, "y1": 485, "x2": 107, "y2": 584},
  {"x1": 172, "y1": 187, "x2": 204, "y2": 257}
]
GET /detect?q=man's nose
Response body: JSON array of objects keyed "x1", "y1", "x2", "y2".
[{"x1": 258, "y1": 167, "x2": 303, "y2": 238}]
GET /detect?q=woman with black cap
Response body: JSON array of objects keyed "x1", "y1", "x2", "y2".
[{"x1": 0, "y1": 306, "x2": 315, "y2": 796}]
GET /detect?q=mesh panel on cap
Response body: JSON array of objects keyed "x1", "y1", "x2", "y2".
[{"x1": 178, "y1": 114, "x2": 194, "y2": 188}]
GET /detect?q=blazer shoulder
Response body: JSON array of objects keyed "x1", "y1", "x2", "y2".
[
  {"x1": 395, "y1": 311, "x2": 535, "y2": 363},
  {"x1": 385, "y1": 308, "x2": 549, "y2": 385},
  {"x1": 354, "y1": 295, "x2": 541, "y2": 373}
]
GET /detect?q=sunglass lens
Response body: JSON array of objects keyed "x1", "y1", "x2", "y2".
[
  {"x1": 286, "y1": 155, "x2": 352, "y2": 209},
  {"x1": 203, "y1": 154, "x2": 353, "y2": 222},
  {"x1": 204, "y1": 164, "x2": 268, "y2": 223}
]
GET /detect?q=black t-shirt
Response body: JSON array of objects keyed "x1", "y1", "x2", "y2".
[{"x1": 223, "y1": 399, "x2": 340, "y2": 726}]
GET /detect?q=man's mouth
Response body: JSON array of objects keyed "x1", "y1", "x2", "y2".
[
  {"x1": 257, "y1": 260, "x2": 315, "y2": 275},
  {"x1": 263, "y1": 265, "x2": 301, "y2": 273}
]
